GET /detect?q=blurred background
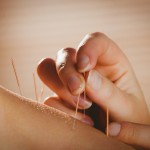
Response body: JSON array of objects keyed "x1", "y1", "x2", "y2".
[{"x1": 0, "y1": 0, "x2": 150, "y2": 109}]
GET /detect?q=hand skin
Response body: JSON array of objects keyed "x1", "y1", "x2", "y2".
[
  {"x1": 0, "y1": 85, "x2": 134, "y2": 150},
  {"x1": 108, "y1": 122, "x2": 150, "y2": 150},
  {"x1": 37, "y1": 32, "x2": 150, "y2": 125},
  {"x1": 37, "y1": 32, "x2": 150, "y2": 149}
]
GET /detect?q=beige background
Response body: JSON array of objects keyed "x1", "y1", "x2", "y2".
[{"x1": 0, "y1": 0, "x2": 150, "y2": 109}]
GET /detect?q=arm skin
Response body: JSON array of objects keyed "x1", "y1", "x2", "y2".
[{"x1": 0, "y1": 85, "x2": 134, "y2": 150}]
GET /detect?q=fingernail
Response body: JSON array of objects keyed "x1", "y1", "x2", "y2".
[
  {"x1": 81, "y1": 118, "x2": 94, "y2": 126},
  {"x1": 67, "y1": 76, "x2": 84, "y2": 95},
  {"x1": 109, "y1": 123, "x2": 121, "y2": 136},
  {"x1": 73, "y1": 96, "x2": 92, "y2": 109},
  {"x1": 87, "y1": 70, "x2": 102, "y2": 91},
  {"x1": 78, "y1": 55, "x2": 91, "y2": 72}
]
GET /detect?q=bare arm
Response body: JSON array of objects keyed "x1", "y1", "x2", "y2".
[{"x1": 0, "y1": 85, "x2": 134, "y2": 150}]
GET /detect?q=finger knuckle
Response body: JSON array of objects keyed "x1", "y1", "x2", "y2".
[
  {"x1": 90, "y1": 32, "x2": 106, "y2": 38},
  {"x1": 78, "y1": 32, "x2": 106, "y2": 51},
  {"x1": 56, "y1": 47, "x2": 75, "y2": 73},
  {"x1": 57, "y1": 62, "x2": 66, "y2": 74},
  {"x1": 57, "y1": 47, "x2": 75, "y2": 58},
  {"x1": 56, "y1": 60, "x2": 73, "y2": 80},
  {"x1": 62, "y1": 47, "x2": 76, "y2": 56}
]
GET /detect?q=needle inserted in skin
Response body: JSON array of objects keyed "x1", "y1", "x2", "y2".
[
  {"x1": 73, "y1": 89, "x2": 81, "y2": 129},
  {"x1": 39, "y1": 83, "x2": 45, "y2": 102},
  {"x1": 106, "y1": 107, "x2": 109, "y2": 136},
  {"x1": 33, "y1": 73, "x2": 38, "y2": 102},
  {"x1": 83, "y1": 72, "x2": 86, "y2": 118},
  {"x1": 11, "y1": 58, "x2": 22, "y2": 96}
]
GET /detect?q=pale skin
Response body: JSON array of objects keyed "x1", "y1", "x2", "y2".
[
  {"x1": 37, "y1": 32, "x2": 150, "y2": 149},
  {"x1": 0, "y1": 85, "x2": 134, "y2": 150}
]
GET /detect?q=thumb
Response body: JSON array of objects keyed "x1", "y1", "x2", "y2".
[
  {"x1": 108, "y1": 122, "x2": 150, "y2": 149},
  {"x1": 86, "y1": 69, "x2": 132, "y2": 120}
]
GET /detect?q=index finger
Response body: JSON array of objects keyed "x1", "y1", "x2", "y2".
[{"x1": 76, "y1": 32, "x2": 131, "y2": 82}]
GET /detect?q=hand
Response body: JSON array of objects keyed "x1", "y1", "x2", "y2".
[
  {"x1": 37, "y1": 32, "x2": 150, "y2": 125},
  {"x1": 37, "y1": 58, "x2": 94, "y2": 126},
  {"x1": 108, "y1": 121, "x2": 150, "y2": 150}
]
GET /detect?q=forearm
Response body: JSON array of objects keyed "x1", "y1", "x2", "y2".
[{"x1": 0, "y1": 85, "x2": 134, "y2": 150}]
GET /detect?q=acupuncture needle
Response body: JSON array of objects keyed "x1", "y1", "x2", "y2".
[
  {"x1": 106, "y1": 107, "x2": 109, "y2": 136},
  {"x1": 83, "y1": 72, "x2": 86, "y2": 118},
  {"x1": 11, "y1": 58, "x2": 22, "y2": 96},
  {"x1": 73, "y1": 87, "x2": 81, "y2": 129},
  {"x1": 39, "y1": 83, "x2": 45, "y2": 102},
  {"x1": 33, "y1": 73, "x2": 38, "y2": 103}
]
